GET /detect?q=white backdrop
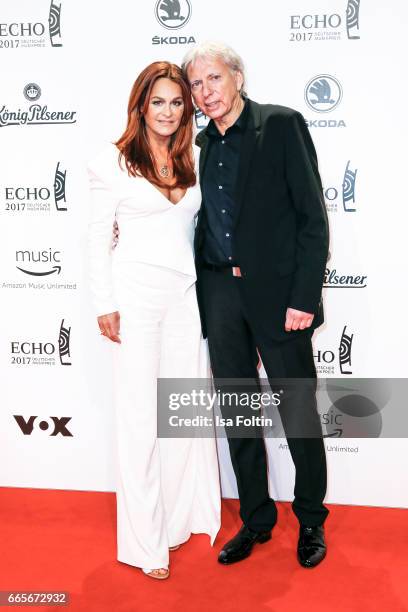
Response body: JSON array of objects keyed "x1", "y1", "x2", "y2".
[{"x1": 1, "y1": 0, "x2": 407, "y2": 508}]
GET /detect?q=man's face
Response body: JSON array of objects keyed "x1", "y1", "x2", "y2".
[{"x1": 187, "y1": 56, "x2": 243, "y2": 121}]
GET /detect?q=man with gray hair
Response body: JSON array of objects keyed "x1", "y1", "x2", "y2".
[{"x1": 182, "y1": 41, "x2": 329, "y2": 568}]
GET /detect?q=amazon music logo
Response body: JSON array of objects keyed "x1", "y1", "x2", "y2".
[
  {"x1": 10, "y1": 319, "x2": 72, "y2": 367},
  {"x1": 15, "y1": 248, "x2": 62, "y2": 277},
  {"x1": 3, "y1": 162, "x2": 68, "y2": 213},
  {"x1": 314, "y1": 325, "x2": 354, "y2": 375},
  {"x1": 14, "y1": 415, "x2": 72, "y2": 437},
  {"x1": 324, "y1": 160, "x2": 358, "y2": 212},
  {"x1": 289, "y1": 0, "x2": 360, "y2": 43},
  {"x1": 321, "y1": 409, "x2": 344, "y2": 438},
  {"x1": 0, "y1": 0, "x2": 63, "y2": 50},
  {"x1": 152, "y1": 0, "x2": 196, "y2": 45},
  {"x1": 321, "y1": 378, "x2": 387, "y2": 441}
]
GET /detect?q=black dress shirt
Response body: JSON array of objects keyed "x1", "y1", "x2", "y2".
[{"x1": 201, "y1": 97, "x2": 249, "y2": 266}]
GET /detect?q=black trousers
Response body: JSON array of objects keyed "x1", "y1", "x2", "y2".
[{"x1": 200, "y1": 267, "x2": 329, "y2": 531}]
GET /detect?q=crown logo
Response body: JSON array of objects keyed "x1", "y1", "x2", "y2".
[{"x1": 23, "y1": 83, "x2": 42, "y2": 101}]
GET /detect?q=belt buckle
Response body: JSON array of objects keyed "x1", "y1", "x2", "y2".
[{"x1": 232, "y1": 266, "x2": 242, "y2": 277}]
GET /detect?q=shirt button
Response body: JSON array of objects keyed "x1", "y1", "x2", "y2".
[
  {"x1": 221, "y1": 140, "x2": 225, "y2": 144},
  {"x1": 219, "y1": 162, "x2": 223, "y2": 167},
  {"x1": 221, "y1": 209, "x2": 226, "y2": 214},
  {"x1": 218, "y1": 185, "x2": 223, "y2": 190},
  {"x1": 225, "y1": 233, "x2": 230, "y2": 237},
  {"x1": 228, "y1": 256, "x2": 232, "y2": 261}
]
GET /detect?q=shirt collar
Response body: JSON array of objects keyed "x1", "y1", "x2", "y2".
[{"x1": 206, "y1": 96, "x2": 249, "y2": 138}]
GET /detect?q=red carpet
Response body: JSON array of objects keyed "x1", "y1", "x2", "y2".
[{"x1": 0, "y1": 488, "x2": 407, "y2": 611}]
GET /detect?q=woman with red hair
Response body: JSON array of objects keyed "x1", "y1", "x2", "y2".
[{"x1": 87, "y1": 62, "x2": 220, "y2": 580}]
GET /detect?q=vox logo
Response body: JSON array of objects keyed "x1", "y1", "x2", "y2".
[{"x1": 13, "y1": 415, "x2": 73, "y2": 436}]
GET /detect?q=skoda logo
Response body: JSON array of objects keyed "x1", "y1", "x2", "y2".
[
  {"x1": 155, "y1": 0, "x2": 192, "y2": 29},
  {"x1": 23, "y1": 83, "x2": 42, "y2": 101},
  {"x1": 304, "y1": 75, "x2": 342, "y2": 113}
]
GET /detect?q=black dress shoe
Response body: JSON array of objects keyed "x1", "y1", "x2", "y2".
[
  {"x1": 297, "y1": 525, "x2": 327, "y2": 568},
  {"x1": 218, "y1": 524, "x2": 271, "y2": 564}
]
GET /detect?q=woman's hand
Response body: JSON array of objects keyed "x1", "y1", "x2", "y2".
[{"x1": 98, "y1": 311, "x2": 121, "y2": 343}]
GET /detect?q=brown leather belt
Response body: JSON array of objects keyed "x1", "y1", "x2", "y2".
[{"x1": 202, "y1": 264, "x2": 242, "y2": 277}]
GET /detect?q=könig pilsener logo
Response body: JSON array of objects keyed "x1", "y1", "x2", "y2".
[{"x1": 23, "y1": 84, "x2": 42, "y2": 102}]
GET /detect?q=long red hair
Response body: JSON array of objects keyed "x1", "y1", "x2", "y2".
[{"x1": 115, "y1": 62, "x2": 196, "y2": 189}]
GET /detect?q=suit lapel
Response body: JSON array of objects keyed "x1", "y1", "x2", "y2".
[{"x1": 233, "y1": 100, "x2": 262, "y2": 227}]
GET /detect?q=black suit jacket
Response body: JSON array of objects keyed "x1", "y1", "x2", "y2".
[{"x1": 194, "y1": 98, "x2": 329, "y2": 343}]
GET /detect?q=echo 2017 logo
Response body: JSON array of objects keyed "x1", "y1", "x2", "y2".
[
  {"x1": 0, "y1": 0, "x2": 63, "y2": 49},
  {"x1": 289, "y1": 0, "x2": 361, "y2": 42},
  {"x1": 152, "y1": 0, "x2": 196, "y2": 45},
  {"x1": 48, "y1": 0, "x2": 63, "y2": 47},
  {"x1": 314, "y1": 326, "x2": 354, "y2": 375},
  {"x1": 324, "y1": 161, "x2": 358, "y2": 213},
  {"x1": 4, "y1": 162, "x2": 68, "y2": 213},
  {"x1": 10, "y1": 319, "x2": 72, "y2": 367},
  {"x1": 346, "y1": 0, "x2": 361, "y2": 39}
]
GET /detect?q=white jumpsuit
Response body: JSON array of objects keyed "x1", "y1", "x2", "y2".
[{"x1": 87, "y1": 144, "x2": 221, "y2": 569}]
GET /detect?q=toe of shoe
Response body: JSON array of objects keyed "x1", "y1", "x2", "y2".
[
  {"x1": 298, "y1": 548, "x2": 326, "y2": 568},
  {"x1": 218, "y1": 550, "x2": 231, "y2": 564}
]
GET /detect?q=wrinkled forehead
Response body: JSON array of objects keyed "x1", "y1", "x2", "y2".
[{"x1": 187, "y1": 55, "x2": 229, "y2": 80}]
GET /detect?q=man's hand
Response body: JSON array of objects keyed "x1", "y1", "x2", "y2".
[
  {"x1": 285, "y1": 307, "x2": 314, "y2": 332},
  {"x1": 98, "y1": 311, "x2": 121, "y2": 343}
]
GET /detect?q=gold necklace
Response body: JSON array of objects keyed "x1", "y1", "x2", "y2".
[
  {"x1": 159, "y1": 163, "x2": 170, "y2": 178},
  {"x1": 154, "y1": 151, "x2": 171, "y2": 178}
]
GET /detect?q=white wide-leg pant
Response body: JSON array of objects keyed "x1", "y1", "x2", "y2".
[{"x1": 111, "y1": 261, "x2": 221, "y2": 569}]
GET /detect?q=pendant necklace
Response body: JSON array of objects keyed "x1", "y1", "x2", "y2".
[
  {"x1": 159, "y1": 164, "x2": 170, "y2": 178},
  {"x1": 155, "y1": 151, "x2": 171, "y2": 178}
]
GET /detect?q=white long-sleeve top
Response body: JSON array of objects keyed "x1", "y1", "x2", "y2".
[{"x1": 87, "y1": 143, "x2": 202, "y2": 316}]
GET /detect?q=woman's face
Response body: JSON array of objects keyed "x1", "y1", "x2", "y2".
[{"x1": 143, "y1": 77, "x2": 185, "y2": 140}]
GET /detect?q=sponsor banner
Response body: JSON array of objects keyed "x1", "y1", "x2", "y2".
[
  {"x1": 1, "y1": 162, "x2": 68, "y2": 213},
  {"x1": 152, "y1": 0, "x2": 196, "y2": 45},
  {"x1": 289, "y1": 0, "x2": 361, "y2": 42},
  {"x1": 13, "y1": 415, "x2": 73, "y2": 437},
  {"x1": 323, "y1": 268, "x2": 367, "y2": 288},
  {"x1": 8, "y1": 318, "x2": 72, "y2": 367},
  {"x1": 323, "y1": 160, "x2": 358, "y2": 213},
  {"x1": 0, "y1": 82, "x2": 77, "y2": 128},
  {"x1": 314, "y1": 325, "x2": 355, "y2": 376},
  {"x1": 0, "y1": 0, "x2": 63, "y2": 49},
  {"x1": 304, "y1": 74, "x2": 346, "y2": 128}
]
